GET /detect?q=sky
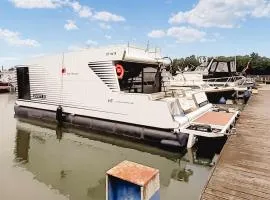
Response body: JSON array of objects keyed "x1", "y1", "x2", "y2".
[{"x1": 0, "y1": 0, "x2": 270, "y2": 68}]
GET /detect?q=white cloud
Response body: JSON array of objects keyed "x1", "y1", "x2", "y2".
[
  {"x1": 76, "y1": 5, "x2": 92, "y2": 18},
  {"x1": 252, "y1": 2, "x2": 270, "y2": 17},
  {"x1": 0, "y1": 28, "x2": 40, "y2": 47},
  {"x1": 99, "y1": 23, "x2": 111, "y2": 29},
  {"x1": 69, "y1": 1, "x2": 90, "y2": 17},
  {"x1": 148, "y1": 26, "x2": 208, "y2": 43},
  {"x1": 148, "y1": 30, "x2": 166, "y2": 38},
  {"x1": 9, "y1": 0, "x2": 61, "y2": 9},
  {"x1": 167, "y1": 27, "x2": 206, "y2": 43},
  {"x1": 105, "y1": 35, "x2": 112, "y2": 39},
  {"x1": 169, "y1": 0, "x2": 270, "y2": 28},
  {"x1": 93, "y1": 11, "x2": 125, "y2": 22},
  {"x1": 69, "y1": 1, "x2": 81, "y2": 11},
  {"x1": 30, "y1": 53, "x2": 46, "y2": 58},
  {"x1": 86, "y1": 40, "x2": 98, "y2": 46},
  {"x1": 64, "y1": 20, "x2": 78, "y2": 31},
  {"x1": 68, "y1": 39, "x2": 98, "y2": 51},
  {"x1": 0, "y1": 57, "x2": 19, "y2": 62},
  {"x1": 68, "y1": 45, "x2": 84, "y2": 51},
  {"x1": 10, "y1": 0, "x2": 125, "y2": 23}
]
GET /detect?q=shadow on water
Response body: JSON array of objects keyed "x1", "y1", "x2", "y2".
[{"x1": 13, "y1": 118, "x2": 225, "y2": 200}]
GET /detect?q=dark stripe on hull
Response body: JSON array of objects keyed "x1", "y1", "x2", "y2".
[{"x1": 14, "y1": 105, "x2": 188, "y2": 148}]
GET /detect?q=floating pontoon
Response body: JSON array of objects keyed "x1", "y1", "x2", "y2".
[{"x1": 14, "y1": 45, "x2": 239, "y2": 148}]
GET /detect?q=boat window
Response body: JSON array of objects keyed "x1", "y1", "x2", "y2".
[
  {"x1": 116, "y1": 61, "x2": 161, "y2": 94},
  {"x1": 216, "y1": 62, "x2": 229, "y2": 72},
  {"x1": 209, "y1": 62, "x2": 217, "y2": 72}
]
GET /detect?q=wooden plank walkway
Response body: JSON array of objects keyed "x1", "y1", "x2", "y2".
[{"x1": 200, "y1": 88, "x2": 270, "y2": 200}]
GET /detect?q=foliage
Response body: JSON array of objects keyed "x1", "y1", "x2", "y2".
[{"x1": 171, "y1": 53, "x2": 270, "y2": 75}]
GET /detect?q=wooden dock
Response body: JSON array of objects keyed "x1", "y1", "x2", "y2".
[{"x1": 200, "y1": 88, "x2": 270, "y2": 200}]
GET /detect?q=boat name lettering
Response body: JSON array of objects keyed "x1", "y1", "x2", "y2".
[
  {"x1": 107, "y1": 98, "x2": 133, "y2": 104},
  {"x1": 66, "y1": 72, "x2": 79, "y2": 76},
  {"x1": 106, "y1": 52, "x2": 117, "y2": 56},
  {"x1": 33, "y1": 94, "x2": 46, "y2": 99}
]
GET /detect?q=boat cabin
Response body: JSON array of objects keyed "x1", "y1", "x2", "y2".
[{"x1": 203, "y1": 59, "x2": 237, "y2": 79}]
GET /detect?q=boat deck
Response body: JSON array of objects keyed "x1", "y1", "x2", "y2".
[
  {"x1": 194, "y1": 111, "x2": 235, "y2": 126},
  {"x1": 200, "y1": 87, "x2": 270, "y2": 200}
]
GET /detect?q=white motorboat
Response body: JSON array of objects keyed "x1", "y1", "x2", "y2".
[
  {"x1": 14, "y1": 45, "x2": 239, "y2": 148},
  {"x1": 163, "y1": 59, "x2": 253, "y2": 103},
  {"x1": 0, "y1": 70, "x2": 15, "y2": 93}
]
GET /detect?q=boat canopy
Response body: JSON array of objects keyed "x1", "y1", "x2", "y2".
[{"x1": 204, "y1": 59, "x2": 237, "y2": 78}]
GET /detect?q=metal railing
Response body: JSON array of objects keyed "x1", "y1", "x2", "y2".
[
  {"x1": 247, "y1": 75, "x2": 270, "y2": 83},
  {"x1": 203, "y1": 76, "x2": 247, "y2": 87}
]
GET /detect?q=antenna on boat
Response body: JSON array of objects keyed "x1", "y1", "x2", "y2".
[
  {"x1": 146, "y1": 40, "x2": 150, "y2": 52},
  {"x1": 127, "y1": 41, "x2": 130, "y2": 54}
]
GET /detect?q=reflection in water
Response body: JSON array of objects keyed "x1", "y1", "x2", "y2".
[
  {"x1": 171, "y1": 159, "x2": 194, "y2": 182},
  {"x1": 13, "y1": 119, "x2": 219, "y2": 200},
  {"x1": 14, "y1": 129, "x2": 30, "y2": 163},
  {"x1": 56, "y1": 125, "x2": 63, "y2": 141}
]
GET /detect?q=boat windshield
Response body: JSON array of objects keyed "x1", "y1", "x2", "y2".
[
  {"x1": 208, "y1": 61, "x2": 237, "y2": 73},
  {"x1": 216, "y1": 62, "x2": 229, "y2": 72}
]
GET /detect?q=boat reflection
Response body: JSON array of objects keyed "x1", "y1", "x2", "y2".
[{"x1": 14, "y1": 119, "x2": 217, "y2": 200}]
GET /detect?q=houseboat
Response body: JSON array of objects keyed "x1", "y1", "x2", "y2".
[{"x1": 14, "y1": 45, "x2": 239, "y2": 148}]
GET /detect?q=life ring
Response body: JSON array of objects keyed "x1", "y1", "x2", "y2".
[{"x1": 115, "y1": 64, "x2": 124, "y2": 79}]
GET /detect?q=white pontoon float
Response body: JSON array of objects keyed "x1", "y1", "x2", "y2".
[{"x1": 14, "y1": 45, "x2": 239, "y2": 148}]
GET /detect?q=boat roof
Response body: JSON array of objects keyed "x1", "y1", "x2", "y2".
[{"x1": 19, "y1": 44, "x2": 163, "y2": 67}]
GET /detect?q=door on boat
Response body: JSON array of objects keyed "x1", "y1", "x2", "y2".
[{"x1": 16, "y1": 67, "x2": 31, "y2": 100}]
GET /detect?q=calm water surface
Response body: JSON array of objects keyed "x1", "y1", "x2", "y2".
[{"x1": 0, "y1": 93, "x2": 220, "y2": 200}]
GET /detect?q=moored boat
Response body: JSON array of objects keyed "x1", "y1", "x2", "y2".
[
  {"x1": 162, "y1": 59, "x2": 253, "y2": 104},
  {"x1": 14, "y1": 45, "x2": 239, "y2": 148}
]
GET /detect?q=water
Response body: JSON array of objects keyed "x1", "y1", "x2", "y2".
[{"x1": 0, "y1": 93, "x2": 221, "y2": 200}]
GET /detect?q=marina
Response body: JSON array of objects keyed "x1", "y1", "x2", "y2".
[
  {"x1": 1, "y1": 85, "x2": 269, "y2": 199},
  {"x1": 200, "y1": 85, "x2": 270, "y2": 200},
  {"x1": 1, "y1": 44, "x2": 269, "y2": 199},
  {"x1": 1, "y1": 1, "x2": 270, "y2": 198}
]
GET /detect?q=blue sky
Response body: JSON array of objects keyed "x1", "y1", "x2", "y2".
[{"x1": 1, "y1": 0, "x2": 270, "y2": 67}]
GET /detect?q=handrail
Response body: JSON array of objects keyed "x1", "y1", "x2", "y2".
[
  {"x1": 202, "y1": 76, "x2": 246, "y2": 86},
  {"x1": 202, "y1": 75, "x2": 245, "y2": 82}
]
